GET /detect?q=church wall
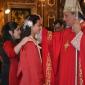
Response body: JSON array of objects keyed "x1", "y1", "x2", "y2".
[{"x1": 0, "y1": 0, "x2": 65, "y2": 31}]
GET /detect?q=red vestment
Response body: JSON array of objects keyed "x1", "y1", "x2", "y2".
[
  {"x1": 79, "y1": 34, "x2": 85, "y2": 85},
  {"x1": 52, "y1": 31, "x2": 63, "y2": 85},
  {"x1": 18, "y1": 41, "x2": 43, "y2": 85},
  {"x1": 59, "y1": 28, "x2": 76, "y2": 85},
  {"x1": 42, "y1": 28, "x2": 55, "y2": 85},
  {"x1": 59, "y1": 27, "x2": 85, "y2": 85},
  {"x1": 3, "y1": 40, "x2": 18, "y2": 85}
]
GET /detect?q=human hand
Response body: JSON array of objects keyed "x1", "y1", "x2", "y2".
[
  {"x1": 20, "y1": 37, "x2": 32, "y2": 46},
  {"x1": 72, "y1": 19, "x2": 81, "y2": 34}
]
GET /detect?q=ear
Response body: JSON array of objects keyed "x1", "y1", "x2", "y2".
[{"x1": 9, "y1": 30, "x2": 13, "y2": 36}]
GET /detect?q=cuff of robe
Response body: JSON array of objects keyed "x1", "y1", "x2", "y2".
[{"x1": 71, "y1": 31, "x2": 83, "y2": 51}]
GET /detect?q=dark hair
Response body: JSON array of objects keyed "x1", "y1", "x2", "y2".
[
  {"x1": 78, "y1": 12, "x2": 85, "y2": 20},
  {"x1": 21, "y1": 14, "x2": 40, "y2": 38},
  {"x1": 53, "y1": 19, "x2": 66, "y2": 28},
  {"x1": 2, "y1": 22, "x2": 18, "y2": 42},
  {"x1": 52, "y1": 19, "x2": 66, "y2": 32}
]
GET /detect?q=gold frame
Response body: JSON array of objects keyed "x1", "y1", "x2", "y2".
[
  {"x1": 7, "y1": 2, "x2": 37, "y2": 22},
  {"x1": 11, "y1": 8, "x2": 31, "y2": 24},
  {"x1": 48, "y1": 15, "x2": 55, "y2": 27},
  {"x1": 48, "y1": 0, "x2": 55, "y2": 7}
]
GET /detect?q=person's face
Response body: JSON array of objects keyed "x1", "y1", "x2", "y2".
[
  {"x1": 63, "y1": 11, "x2": 76, "y2": 26},
  {"x1": 13, "y1": 27, "x2": 21, "y2": 39},
  {"x1": 32, "y1": 20, "x2": 42, "y2": 34}
]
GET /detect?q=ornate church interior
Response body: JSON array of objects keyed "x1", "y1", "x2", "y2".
[
  {"x1": 1, "y1": 0, "x2": 85, "y2": 85},
  {"x1": 0, "y1": 0, "x2": 84, "y2": 33}
]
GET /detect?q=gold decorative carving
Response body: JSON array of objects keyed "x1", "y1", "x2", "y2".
[
  {"x1": 6, "y1": 2, "x2": 37, "y2": 23},
  {"x1": 48, "y1": 15, "x2": 55, "y2": 27},
  {"x1": 48, "y1": 0, "x2": 55, "y2": 7}
]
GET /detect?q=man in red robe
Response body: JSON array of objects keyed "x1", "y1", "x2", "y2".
[
  {"x1": 79, "y1": 34, "x2": 85, "y2": 85},
  {"x1": 58, "y1": 0, "x2": 85, "y2": 85},
  {"x1": 42, "y1": 23, "x2": 65, "y2": 85}
]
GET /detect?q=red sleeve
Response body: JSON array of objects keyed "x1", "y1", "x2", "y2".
[{"x1": 3, "y1": 41, "x2": 16, "y2": 58}]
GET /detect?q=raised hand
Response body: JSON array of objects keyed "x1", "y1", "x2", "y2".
[{"x1": 72, "y1": 19, "x2": 81, "y2": 34}]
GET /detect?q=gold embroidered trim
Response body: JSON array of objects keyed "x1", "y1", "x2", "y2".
[
  {"x1": 64, "y1": 40, "x2": 70, "y2": 51},
  {"x1": 47, "y1": 31, "x2": 52, "y2": 41},
  {"x1": 79, "y1": 59, "x2": 83, "y2": 85},
  {"x1": 45, "y1": 54, "x2": 52, "y2": 85}
]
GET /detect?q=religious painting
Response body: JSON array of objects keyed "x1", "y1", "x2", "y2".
[
  {"x1": 48, "y1": 0, "x2": 55, "y2": 7},
  {"x1": 48, "y1": 15, "x2": 55, "y2": 27},
  {"x1": 11, "y1": 8, "x2": 31, "y2": 24}
]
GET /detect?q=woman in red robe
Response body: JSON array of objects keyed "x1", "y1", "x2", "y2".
[
  {"x1": 17, "y1": 15, "x2": 43, "y2": 85},
  {"x1": 2, "y1": 22, "x2": 30, "y2": 85},
  {"x1": 2, "y1": 22, "x2": 21, "y2": 85}
]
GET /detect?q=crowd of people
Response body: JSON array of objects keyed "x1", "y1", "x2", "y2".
[{"x1": 0, "y1": 0, "x2": 85, "y2": 85}]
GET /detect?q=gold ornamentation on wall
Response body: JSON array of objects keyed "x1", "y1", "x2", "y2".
[
  {"x1": 11, "y1": 8, "x2": 31, "y2": 24},
  {"x1": 48, "y1": 15, "x2": 55, "y2": 27},
  {"x1": 0, "y1": 9, "x2": 4, "y2": 35},
  {"x1": 48, "y1": 0, "x2": 55, "y2": 7},
  {"x1": 7, "y1": 2, "x2": 37, "y2": 23}
]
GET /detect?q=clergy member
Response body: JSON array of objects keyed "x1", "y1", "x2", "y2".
[{"x1": 59, "y1": 0, "x2": 85, "y2": 85}]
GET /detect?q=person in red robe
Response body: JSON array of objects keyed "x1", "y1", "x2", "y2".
[
  {"x1": 2, "y1": 22, "x2": 30, "y2": 85},
  {"x1": 42, "y1": 20, "x2": 65, "y2": 85},
  {"x1": 42, "y1": 27, "x2": 55, "y2": 85},
  {"x1": 52, "y1": 19, "x2": 65, "y2": 85},
  {"x1": 42, "y1": 20, "x2": 64, "y2": 85},
  {"x1": 58, "y1": 2, "x2": 85, "y2": 85},
  {"x1": 79, "y1": 34, "x2": 85, "y2": 85},
  {"x1": 17, "y1": 15, "x2": 43, "y2": 85},
  {"x1": 78, "y1": 12, "x2": 85, "y2": 34}
]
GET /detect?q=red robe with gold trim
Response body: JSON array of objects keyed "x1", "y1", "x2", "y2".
[
  {"x1": 79, "y1": 34, "x2": 85, "y2": 85},
  {"x1": 42, "y1": 28, "x2": 55, "y2": 85},
  {"x1": 59, "y1": 28, "x2": 76, "y2": 85},
  {"x1": 59, "y1": 27, "x2": 85, "y2": 85}
]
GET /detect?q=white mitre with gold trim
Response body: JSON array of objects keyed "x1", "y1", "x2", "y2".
[{"x1": 64, "y1": 0, "x2": 82, "y2": 14}]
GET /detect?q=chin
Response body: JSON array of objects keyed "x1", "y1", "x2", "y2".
[{"x1": 16, "y1": 37, "x2": 20, "y2": 39}]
